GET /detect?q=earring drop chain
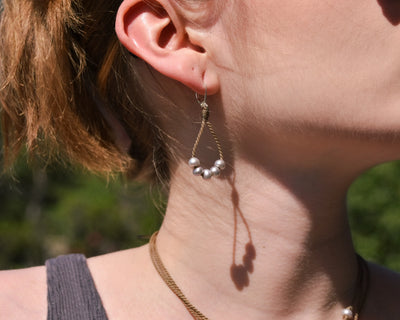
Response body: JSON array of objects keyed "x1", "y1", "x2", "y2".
[{"x1": 189, "y1": 88, "x2": 225, "y2": 179}]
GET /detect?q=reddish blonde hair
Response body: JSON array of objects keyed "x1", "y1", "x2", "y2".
[{"x1": 0, "y1": 0, "x2": 168, "y2": 182}]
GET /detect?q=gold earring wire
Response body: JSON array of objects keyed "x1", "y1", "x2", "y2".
[{"x1": 188, "y1": 88, "x2": 225, "y2": 180}]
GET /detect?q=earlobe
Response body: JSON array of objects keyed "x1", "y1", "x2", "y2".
[{"x1": 115, "y1": 0, "x2": 219, "y2": 94}]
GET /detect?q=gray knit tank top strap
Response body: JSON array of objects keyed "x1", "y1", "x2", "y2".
[{"x1": 46, "y1": 254, "x2": 109, "y2": 320}]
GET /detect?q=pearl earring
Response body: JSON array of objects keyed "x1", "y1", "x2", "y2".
[{"x1": 188, "y1": 87, "x2": 225, "y2": 180}]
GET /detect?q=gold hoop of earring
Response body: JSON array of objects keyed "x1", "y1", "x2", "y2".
[{"x1": 188, "y1": 87, "x2": 225, "y2": 180}]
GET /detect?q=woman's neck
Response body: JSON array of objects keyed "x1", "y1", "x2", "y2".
[{"x1": 156, "y1": 156, "x2": 360, "y2": 319}]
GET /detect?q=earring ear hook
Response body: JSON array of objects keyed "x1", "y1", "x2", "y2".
[{"x1": 195, "y1": 87, "x2": 207, "y2": 105}]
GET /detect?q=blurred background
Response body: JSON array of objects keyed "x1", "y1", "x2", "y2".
[{"x1": 1, "y1": 153, "x2": 400, "y2": 272}]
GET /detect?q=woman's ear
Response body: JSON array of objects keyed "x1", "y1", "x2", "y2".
[{"x1": 115, "y1": 0, "x2": 219, "y2": 94}]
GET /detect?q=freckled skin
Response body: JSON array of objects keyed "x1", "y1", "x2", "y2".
[
  {"x1": 212, "y1": 1, "x2": 400, "y2": 156},
  {"x1": 2, "y1": 1, "x2": 400, "y2": 319}
]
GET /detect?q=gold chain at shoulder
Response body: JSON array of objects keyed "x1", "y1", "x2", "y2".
[
  {"x1": 149, "y1": 231, "x2": 369, "y2": 320},
  {"x1": 149, "y1": 231, "x2": 209, "y2": 320}
]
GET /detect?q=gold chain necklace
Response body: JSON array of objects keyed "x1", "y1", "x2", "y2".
[{"x1": 149, "y1": 231, "x2": 369, "y2": 320}]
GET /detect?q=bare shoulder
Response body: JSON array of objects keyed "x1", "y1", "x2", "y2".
[
  {"x1": 86, "y1": 245, "x2": 171, "y2": 319},
  {"x1": 364, "y1": 261, "x2": 400, "y2": 319},
  {"x1": 0, "y1": 266, "x2": 47, "y2": 320}
]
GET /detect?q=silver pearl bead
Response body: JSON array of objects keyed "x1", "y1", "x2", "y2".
[
  {"x1": 342, "y1": 308, "x2": 353, "y2": 319},
  {"x1": 202, "y1": 169, "x2": 213, "y2": 180},
  {"x1": 193, "y1": 167, "x2": 204, "y2": 176},
  {"x1": 188, "y1": 157, "x2": 200, "y2": 167},
  {"x1": 214, "y1": 159, "x2": 226, "y2": 170},
  {"x1": 210, "y1": 166, "x2": 221, "y2": 177}
]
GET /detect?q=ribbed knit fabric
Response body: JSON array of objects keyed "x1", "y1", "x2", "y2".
[{"x1": 46, "y1": 254, "x2": 109, "y2": 320}]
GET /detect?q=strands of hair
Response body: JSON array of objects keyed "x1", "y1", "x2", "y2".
[{"x1": 0, "y1": 0, "x2": 167, "y2": 183}]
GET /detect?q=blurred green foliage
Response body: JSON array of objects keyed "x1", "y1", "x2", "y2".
[
  {"x1": 0, "y1": 157, "x2": 400, "y2": 272},
  {"x1": 348, "y1": 162, "x2": 400, "y2": 272},
  {"x1": 0, "y1": 158, "x2": 164, "y2": 269}
]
